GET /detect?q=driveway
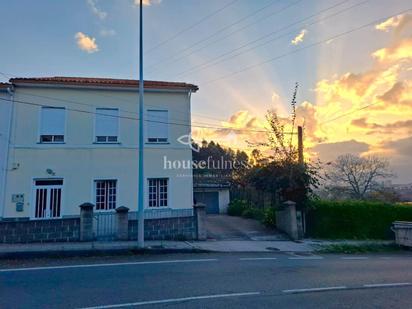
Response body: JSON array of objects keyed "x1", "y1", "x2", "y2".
[{"x1": 205, "y1": 214, "x2": 287, "y2": 241}]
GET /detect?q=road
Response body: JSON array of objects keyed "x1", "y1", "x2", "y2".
[{"x1": 1, "y1": 252, "x2": 412, "y2": 308}]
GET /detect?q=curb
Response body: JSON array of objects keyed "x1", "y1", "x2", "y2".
[{"x1": 0, "y1": 247, "x2": 210, "y2": 259}]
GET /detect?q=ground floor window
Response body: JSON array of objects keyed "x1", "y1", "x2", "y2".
[
  {"x1": 148, "y1": 178, "x2": 168, "y2": 207},
  {"x1": 34, "y1": 179, "x2": 63, "y2": 219},
  {"x1": 95, "y1": 180, "x2": 117, "y2": 211}
]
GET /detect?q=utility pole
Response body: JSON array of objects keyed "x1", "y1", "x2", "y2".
[
  {"x1": 137, "y1": 0, "x2": 145, "y2": 248},
  {"x1": 297, "y1": 126, "x2": 303, "y2": 165}
]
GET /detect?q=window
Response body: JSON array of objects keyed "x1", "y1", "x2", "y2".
[
  {"x1": 95, "y1": 108, "x2": 119, "y2": 143},
  {"x1": 40, "y1": 107, "x2": 65, "y2": 143},
  {"x1": 147, "y1": 110, "x2": 168, "y2": 143},
  {"x1": 148, "y1": 178, "x2": 168, "y2": 207},
  {"x1": 95, "y1": 180, "x2": 117, "y2": 211}
]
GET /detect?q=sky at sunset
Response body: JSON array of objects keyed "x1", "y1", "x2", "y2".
[{"x1": 0, "y1": 0, "x2": 411, "y2": 183}]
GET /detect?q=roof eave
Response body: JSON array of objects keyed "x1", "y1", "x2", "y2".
[{"x1": 11, "y1": 81, "x2": 198, "y2": 93}]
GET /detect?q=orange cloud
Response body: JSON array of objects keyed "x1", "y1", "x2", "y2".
[
  {"x1": 372, "y1": 37, "x2": 412, "y2": 63},
  {"x1": 291, "y1": 29, "x2": 307, "y2": 45},
  {"x1": 375, "y1": 14, "x2": 412, "y2": 34},
  {"x1": 134, "y1": 0, "x2": 161, "y2": 6},
  {"x1": 74, "y1": 32, "x2": 99, "y2": 53}
]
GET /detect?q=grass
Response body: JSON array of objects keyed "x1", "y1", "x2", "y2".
[{"x1": 315, "y1": 243, "x2": 404, "y2": 254}]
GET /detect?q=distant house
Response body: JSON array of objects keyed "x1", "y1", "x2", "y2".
[
  {"x1": 193, "y1": 180, "x2": 230, "y2": 214},
  {"x1": 0, "y1": 77, "x2": 198, "y2": 221}
]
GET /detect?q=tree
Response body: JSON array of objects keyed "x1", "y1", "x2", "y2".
[
  {"x1": 328, "y1": 154, "x2": 393, "y2": 200},
  {"x1": 246, "y1": 83, "x2": 321, "y2": 209},
  {"x1": 192, "y1": 140, "x2": 249, "y2": 185}
]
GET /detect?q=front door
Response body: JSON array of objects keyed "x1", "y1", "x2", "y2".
[{"x1": 33, "y1": 179, "x2": 63, "y2": 219}]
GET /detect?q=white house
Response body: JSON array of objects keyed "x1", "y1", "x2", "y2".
[{"x1": 0, "y1": 77, "x2": 198, "y2": 221}]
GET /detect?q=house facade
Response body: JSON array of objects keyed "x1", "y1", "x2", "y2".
[{"x1": 0, "y1": 77, "x2": 198, "y2": 221}]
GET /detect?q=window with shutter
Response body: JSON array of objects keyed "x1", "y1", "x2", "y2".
[
  {"x1": 95, "y1": 108, "x2": 119, "y2": 143},
  {"x1": 147, "y1": 110, "x2": 168, "y2": 143},
  {"x1": 39, "y1": 107, "x2": 65, "y2": 143}
]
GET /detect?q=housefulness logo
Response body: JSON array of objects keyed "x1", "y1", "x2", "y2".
[{"x1": 177, "y1": 133, "x2": 200, "y2": 152}]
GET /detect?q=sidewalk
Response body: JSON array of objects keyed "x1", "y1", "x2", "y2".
[{"x1": 0, "y1": 239, "x2": 313, "y2": 258}]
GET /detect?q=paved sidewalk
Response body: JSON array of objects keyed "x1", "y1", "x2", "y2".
[
  {"x1": 0, "y1": 239, "x2": 397, "y2": 258},
  {"x1": 0, "y1": 239, "x2": 313, "y2": 257},
  {"x1": 190, "y1": 240, "x2": 312, "y2": 252}
]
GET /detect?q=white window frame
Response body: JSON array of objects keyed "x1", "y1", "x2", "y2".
[
  {"x1": 94, "y1": 108, "x2": 119, "y2": 144},
  {"x1": 148, "y1": 178, "x2": 168, "y2": 207},
  {"x1": 94, "y1": 179, "x2": 117, "y2": 211},
  {"x1": 39, "y1": 107, "x2": 66, "y2": 144},
  {"x1": 146, "y1": 109, "x2": 169, "y2": 144}
]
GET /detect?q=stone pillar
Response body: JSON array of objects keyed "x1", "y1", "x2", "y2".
[
  {"x1": 115, "y1": 206, "x2": 129, "y2": 241},
  {"x1": 194, "y1": 203, "x2": 207, "y2": 241},
  {"x1": 275, "y1": 200, "x2": 299, "y2": 240},
  {"x1": 79, "y1": 202, "x2": 94, "y2": 241}
]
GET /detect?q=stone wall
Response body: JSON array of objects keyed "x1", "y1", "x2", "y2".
[
  {"x1": 129, "y1": 216, "x2": 196, "y2": 241},
  {"x1": 0, "y1": 218, "x2": 80, "y2": 243}
]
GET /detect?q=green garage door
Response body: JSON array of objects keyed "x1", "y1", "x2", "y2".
[{"x1": 194, "y1": 192, "x2": 219, "y2": 214}]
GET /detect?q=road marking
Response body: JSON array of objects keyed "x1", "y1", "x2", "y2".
[
  {"x1": 282, "y1": 286, "x2": 347, "y2": 294},
  {"x1": 78, "y1": 292, "x2": 261, "y2": 308},
  {"x1": 341, "y1": 257, "x2": 368, "y2": 260},
  {"x1": 363, "y1": 282, "x2": 411, "y2": 288},
  {"x1": 0, "y1": 259, "x2": 218, "y2": 273},
  {"x1": 288, "y1": 256, "x2": 324, "y2": 260},
  {"x1": 239, "y1": 257, "x2": 278, "y2": 261}
]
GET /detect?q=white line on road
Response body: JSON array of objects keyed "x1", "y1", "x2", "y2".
[
  {"x1": 363, "y1": 282, "x2": 411, "y2": 288},
  {"x1": 282, "y1": 286, "x2": 347, "y2": 294},
  {"x1": 239, "y1": 257, "x2": 278, "y2": 261},
  {"x1": 78, "y1": 292, "x2": 261, "y2": 309},
  {"x1": 0, "y1": 259, "x2": 218, "y2": 273},
  {"x1": 288, "y1": 256, "x2": 324, "y2": 260},
  {"x1": 341, "y1": 257, "x2": 368, "y2": 260}
]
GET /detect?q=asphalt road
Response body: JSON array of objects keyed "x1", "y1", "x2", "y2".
[{"x1": 1, "y1": 252, "x2": 412, "y2": 308}]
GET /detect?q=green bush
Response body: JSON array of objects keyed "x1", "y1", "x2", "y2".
[
  {"x1": 263, "y1": 207, "x2": 276, "y2": 228},
  {"x1": 306, "y1": 200, "x2": 412, "y2": 239},
  {"x1": 242, "y1": 207, "x2": 264, "y2": 221},
  {"x1": 227, "y1": 199, "x2": 249, "y2": 216}
]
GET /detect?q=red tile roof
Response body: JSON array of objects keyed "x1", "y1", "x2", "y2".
[{"x1": 9, "y1": 77, "x2": 199, "y2": 92}]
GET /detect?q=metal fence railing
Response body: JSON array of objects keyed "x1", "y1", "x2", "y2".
[{"x1": 93, "y1": 211, "x2": 117, "y2": 240}]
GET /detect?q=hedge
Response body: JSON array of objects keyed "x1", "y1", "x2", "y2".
[
  {"x1": 227, "y1": 199, "x2": 276, "y2": 228},
  {"x1": 306, "y1": 200, "x2": 412, "y2": 239}
]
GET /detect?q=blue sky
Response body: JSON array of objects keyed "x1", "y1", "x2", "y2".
[
  {"x1": 0, "y1": 0, "x2": 407, "y2": 117},
  {"x1": 1, "y1": 0, "x2": 412, "y2": 182}
]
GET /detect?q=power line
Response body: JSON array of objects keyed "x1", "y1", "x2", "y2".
[
  {"x1": 144, "y1": 0, "x2": 240, "y2": 53},
  {"x1": 145, "y1": 0, "x2": 292, "y2": 72},
  {"x1": 199, "y1": 8, "x2": 412, "y2": 86},
  {"x1": 318, "y1": 102, "x2": 379, "y2": 125},
  {"x1": 147, "y1": 0, "x2": 302, "y2": 73},
  {"x1": 0, "y1": 96, "x2": 280, "y2": 134},
  {"x1": 174, "y1": 0, "x2": 365, "y2": 79}
]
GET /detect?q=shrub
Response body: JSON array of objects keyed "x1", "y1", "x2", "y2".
[
  {"x1": 306, "y1": 200, "x2": 412, "y2": 239},
  {"x1": 227, "y1": 199, "x2": 249, "y2": 216},
  {"x1": 263, "y1": 207, "x2": 276, "y2": 228},
  {"x1": 242, "y1": 207, "x2": 264, "y2": 221}
]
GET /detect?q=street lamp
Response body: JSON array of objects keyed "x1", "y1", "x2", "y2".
[{"x1": 137, "y1": 0, "x2": 145, "y2": 248}]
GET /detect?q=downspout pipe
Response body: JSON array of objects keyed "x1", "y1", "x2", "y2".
[{"x1": 1, "y1": 85, "x2": 15, "y2": 219}]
